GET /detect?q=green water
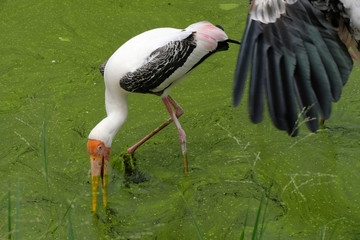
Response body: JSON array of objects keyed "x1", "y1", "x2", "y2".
[{"x1": 1, "y1": 0, "x2": 360, "y2": 239}]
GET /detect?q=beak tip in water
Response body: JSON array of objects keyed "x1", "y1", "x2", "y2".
[{"x1": 91, "y1": 172, "x2": 109, "y2": 212}]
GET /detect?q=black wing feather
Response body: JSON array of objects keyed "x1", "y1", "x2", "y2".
[
  {"x1": 266, "y1": 47, "x2": 288, "y2": 130},
  {"x1": 234, "y1": 17, "x2": 263, "y2": 106},
  {"x1": 249, "y1": 33, "x2": 266, "y2": 123}
]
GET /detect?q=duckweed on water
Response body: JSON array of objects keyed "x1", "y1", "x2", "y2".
[{"x1": 2, "y1": 0, "x2": 360, "y2": 239}]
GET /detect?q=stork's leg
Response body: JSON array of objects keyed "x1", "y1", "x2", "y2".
[
  {"x1": 349, "y1": 51, "x2": 357, "y2": 61},
  {"x1": 127, "y1": 95, "x2": 184, "y2": 156},
  {"x1": 127, "y1": 119, "x2": 173, "y2": 155},
  {"x1": 167, "y1": 95, "x2": 184, "y2": 117},
  {"x1": 162, "y1": 97, "x2": 188, "y2": 173}
]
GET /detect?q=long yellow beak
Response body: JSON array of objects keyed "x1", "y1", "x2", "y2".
[
  {"x1": 90, "y1": 154, "x2": 108, "y2": 212},
  {"x1": 87, "y1": 139, "x2": 110, "y2": 212}
]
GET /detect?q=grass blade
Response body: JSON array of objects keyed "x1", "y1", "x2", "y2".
[
  {"x1": 251, "y1": 194, "x2": 264, "y2": 240},
  {"x1": 239, "y1": 206, "x2": 249, "y2": 240},
  {"x1": 41, "y1": 120, "x2": 54, "y2": 239},
  {"x1": 67, "y1": 211, "x2": 74, "y2": 240},
  {"x1": 177, "y1": 187, "x2": 204, "y2": 240},
  {"x1": 42, "y1": 121, "x2": 48, "y2": 182},
  {"x1": 8, "y1": 187, "x2": 11, "y2": 240},
  {"x1": 258, "y1": 195, "x2": 269, "y2": 239},
  {"x1": 39, "y1": 197, "x2": 76, "y2": 239},
  {"x1": 14, "y1": 180, "x2": 21, "y2": 240}
]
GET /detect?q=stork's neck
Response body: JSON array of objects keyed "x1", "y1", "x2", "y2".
[{"x1": 88, "y1": 89, "x2": 129, "y2": 148}]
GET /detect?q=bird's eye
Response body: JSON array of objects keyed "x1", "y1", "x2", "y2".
[{"x1": 98, "y1": 145, "x2": 103, "y2": 152}]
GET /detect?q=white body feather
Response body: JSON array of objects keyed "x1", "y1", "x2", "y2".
[{"x1": 340, "y1": 0, "x2": 360, "y2": 40}]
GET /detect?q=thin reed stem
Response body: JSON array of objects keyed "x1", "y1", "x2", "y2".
[
  {"x1": 42, "y1": 121, "x2": 48, "y2": 182},
  {"x1": 8, "y1": 187, "x2": 11, "y2": 240}
]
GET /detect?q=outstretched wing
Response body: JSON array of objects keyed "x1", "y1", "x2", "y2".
[{"x1": 233, "y1": 0, "x2": 353, "y2": 136}]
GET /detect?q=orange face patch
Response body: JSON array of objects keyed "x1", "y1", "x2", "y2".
[{"x1": 87, "y1": 139, "x2": 110, "y2": 158}]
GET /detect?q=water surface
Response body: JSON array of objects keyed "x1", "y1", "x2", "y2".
[{"x1": 1, "y1": 0, "x2": 360, "y2": 239}]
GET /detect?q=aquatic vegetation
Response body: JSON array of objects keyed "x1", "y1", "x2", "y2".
[{"x1": 2, "y1": 0, "x2": 360, "y2": 239}]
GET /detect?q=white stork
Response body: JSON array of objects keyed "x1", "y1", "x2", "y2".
[
  {"x1": 234, "y1": 0, "x2": 360, "y2": 136},
  {"x1": 87, "y1": 21, "x2": 239, "y2": 212}
]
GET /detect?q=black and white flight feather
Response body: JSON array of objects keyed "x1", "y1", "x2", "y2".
[{"x1": 234, "y1": 0, "x2": 360, "y2": 136}]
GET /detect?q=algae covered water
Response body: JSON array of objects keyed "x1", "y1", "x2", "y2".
[{"x1": 1, "y1": 0, "x2": 360, "y2": 239}]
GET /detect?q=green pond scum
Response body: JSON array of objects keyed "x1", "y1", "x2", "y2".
[{"x1": 1, "y1": 0, "x2": 360, "y2": 239}]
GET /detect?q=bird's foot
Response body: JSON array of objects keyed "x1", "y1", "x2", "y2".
[
  {"x1": 120, "y1": 152, "x2": 150, "y2": 185},
  {"x1": 121, "y1": 152, "x2": 136, "y2": 174},
  {"x1": 126, "y1": 145, "x2": 137, "y2": 156}
]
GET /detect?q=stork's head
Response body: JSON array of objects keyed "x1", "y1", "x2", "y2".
[{"x1": 87, "y1": 139, "x2": 110, "y2": 212}]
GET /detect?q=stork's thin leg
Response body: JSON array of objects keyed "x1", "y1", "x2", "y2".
[
  {"x1": 127, "y1": 95, "x2": 184, "y2": 155},
  {"x1": 162, "y1": 97, "x2": 188, "y2": 173},
  {"x1": 167, "y1": 95, "x2": 184, "y2": 117},
  {"x1": 349, "y1": 51, "x2": 357, "y2": 61}
]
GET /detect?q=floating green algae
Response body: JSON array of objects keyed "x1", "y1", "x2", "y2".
[{"x1": 1, "y1": 0, "x2": 360, "y2": 239}]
